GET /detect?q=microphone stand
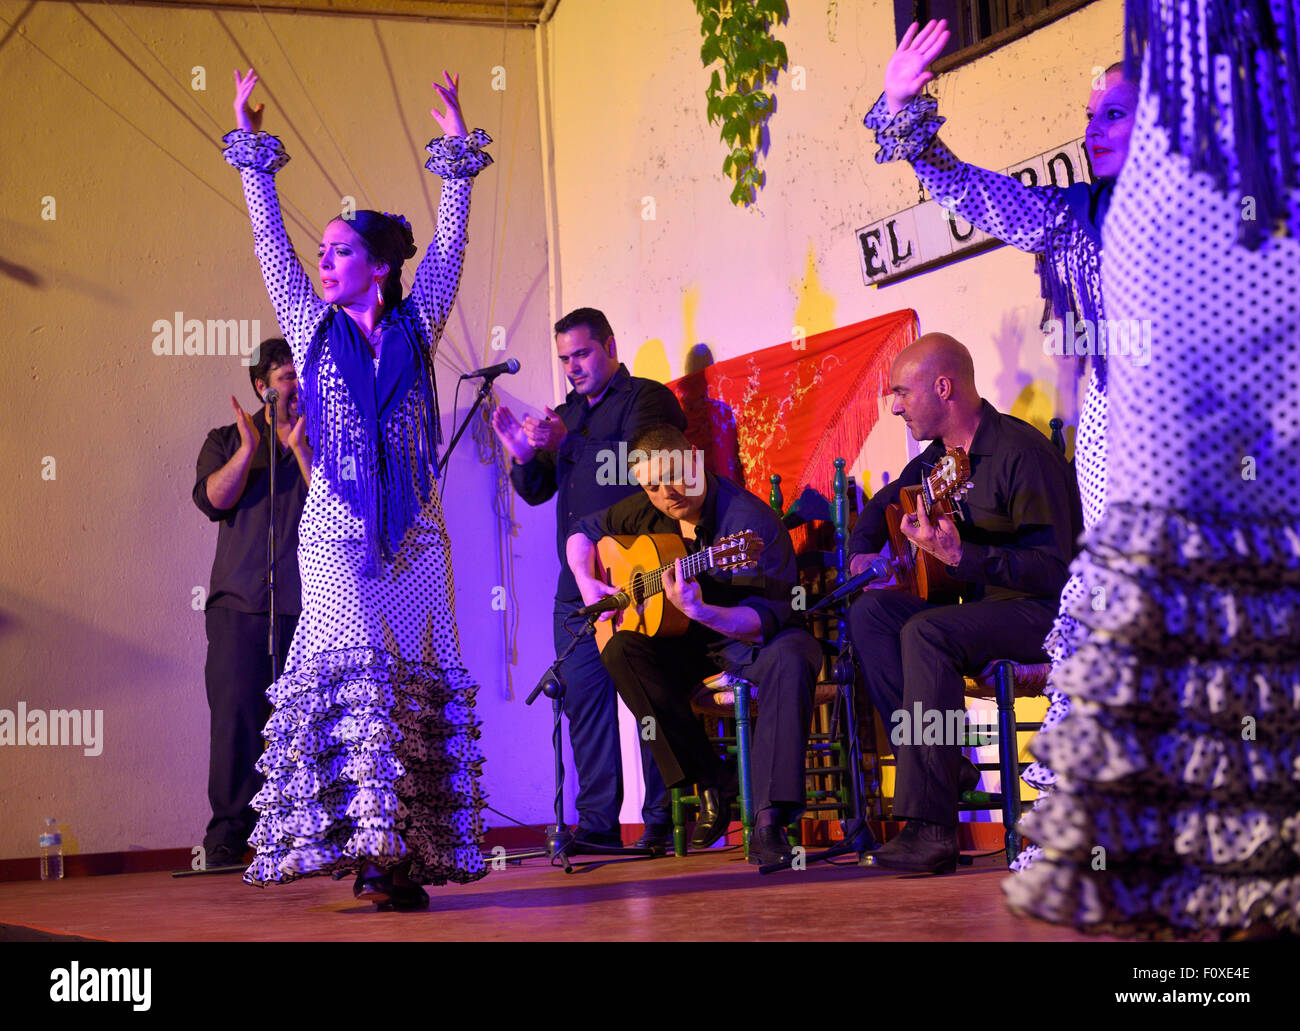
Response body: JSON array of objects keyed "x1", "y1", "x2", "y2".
[
  {"x1": 437, "y1": 374, "x2": 499, "y2": 478},
  {"x1": 175, "y1": 390, "x2": 283, "y2": 879},
  {"x1": 494, "y1": 615, "x2": 657, "y2": 873},
  {"x1": 266, "y1": 393, "x2": 280, "y2": 684},
  {"x1": 758, "y1": 567, "x2": 890, "y2": 875}
]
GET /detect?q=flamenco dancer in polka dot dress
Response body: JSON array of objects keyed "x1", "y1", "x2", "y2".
[
  {"x1": 864, "y1": 21, "x2": 1136, "y2": 869},
  {"x1": 1005, "y1": 0, "x2": 1300, "y2": 937},
  {"x1": 223, "y1": 68, "x2": 491, "y2": 909}
]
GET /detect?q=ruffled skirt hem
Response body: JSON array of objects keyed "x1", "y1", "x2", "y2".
[
  {"x1": 1008, "y1": 505, "x2": 1300, "y2": 930},
  {"x1": 242, "y1": 646, "x2": 488, "y2": 888}
]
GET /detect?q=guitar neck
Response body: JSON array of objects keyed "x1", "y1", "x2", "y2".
[{"x1": 639, "y1": 546, "x2": 714, "y2": 601}]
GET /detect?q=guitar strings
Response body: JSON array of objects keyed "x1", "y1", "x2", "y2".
[{"x1": 610, "y1": 547, "x2": 713, "y2": 602}]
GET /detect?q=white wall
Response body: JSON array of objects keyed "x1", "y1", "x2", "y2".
[
  {"x1": 546, "y1": 0, "x2": 1124, "y2": 484},
  {"x1": 0, "y1": 0, "x2": 557, "y2": 859}
]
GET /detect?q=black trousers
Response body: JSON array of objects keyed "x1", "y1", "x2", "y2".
[
  {"x1": 203, "y1": 607, "x2": 296, "y2": 853},
  {"x1": 847, "y1": 590, "x2": 1055, "y2": 826},
  {"x1": 554, "y1": 598, "x2": 668, "y2": 838},
  {"x1": 601, "y1": 627, "x2": 823, "y2": 814}
]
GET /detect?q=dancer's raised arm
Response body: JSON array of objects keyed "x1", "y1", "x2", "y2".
[
  {"x1": 864, "y1": 20, "x2": 1064, "y2": 254},
  {"x1": 223, "y1": 69, "x2": 327, "y2": 368},
  {"x1": 409, "y1": 70, "x2": 493, "y2": 349}
]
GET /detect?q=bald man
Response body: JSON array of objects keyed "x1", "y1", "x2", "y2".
[{"x1": 847, "y1": 334, "x2": 1081, "y2": 873}]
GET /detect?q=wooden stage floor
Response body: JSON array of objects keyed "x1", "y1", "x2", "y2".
[{"x1": 0, "y1": 846, "x2": 1118, "y2": 942}]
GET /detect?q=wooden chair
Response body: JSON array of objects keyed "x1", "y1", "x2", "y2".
[
  {"x1": 954, "y1": 418, "x2": 1065, "y2": 863},
  {"x1": 958, "y1": 659, "x2": 1051, "y2": 865}
]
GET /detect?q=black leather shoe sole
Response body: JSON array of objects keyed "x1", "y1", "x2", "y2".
[
  {"x1": 747, "y1": 839, "x2": 795, "y2": 867},
  {"x1": 631, "y1": 836, "x2": 672, "y2": 853},
  {"x1": 862, "y1": 849, "x2": 958, "y2": 875}
]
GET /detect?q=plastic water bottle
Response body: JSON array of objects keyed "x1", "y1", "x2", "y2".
[{"x1": 39, "y1": 818, "x2": 63, "y2": 880}]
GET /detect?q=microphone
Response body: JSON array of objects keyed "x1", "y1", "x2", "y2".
[
  {"x1": 807, "y1": 555, "x2": 893, "y2": 614},
  {"x1": 263, "y1": 388, "x2": 279, "y2": 405},
  {"x1": 576, "y1": 590, "x2": 629, "y2": 618},
  {"x1": 842, "y1": 555, "x2": 892, "y2": 590},
  {"x1": 462, "y1": 358, "x2": 520, "y2": 380}
]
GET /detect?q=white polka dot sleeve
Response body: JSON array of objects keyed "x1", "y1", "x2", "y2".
[
  {"x1": 864, "y1": 92, "x2": 1070, "y2": 256},
  {"x1": 222, "y1": 129, "x2": 328, "y2": 371},
  {"x1": 410, "y1": 129, "x2": 494, "y2": 350}
]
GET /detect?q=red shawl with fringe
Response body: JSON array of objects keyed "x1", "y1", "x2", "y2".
[{"x1": 665, "y1": 309, "x2": 918, "y2": 505}]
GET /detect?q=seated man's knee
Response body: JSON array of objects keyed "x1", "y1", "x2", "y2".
[
  {"x1": 899, "y1": 609, "x2": 960, "y2": 662},
  {"x1": 848, "y1": 589, "x2": 908, "y2": 636},
  {"x1": 762, "y1": 630, "x2": 822, "y2": 695},
  {"x1": 599, "y1": 629, "x2": 643, "y2": 667}
]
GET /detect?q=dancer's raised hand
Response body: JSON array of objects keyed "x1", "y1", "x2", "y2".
[
  {"x1": 233, "y1": 68, "x2": 264, "y2": 132},
  {"x1": 429, "y1": 70, "x2": 468, "y2": 138},
  {"x1": 883, "y1": 20, "x2": 950, "y2": 117}
]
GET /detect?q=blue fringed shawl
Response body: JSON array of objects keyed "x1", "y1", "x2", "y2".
[
  {"x1": 1038, "y1": 178, "x2": 1115, "y2": 388},
  {"x1": 302, "y1": 306, "x2": 440, "y2": 576},
  {"x1": 1124, "y1": 0, "x2": 1299, "y2": 249}
]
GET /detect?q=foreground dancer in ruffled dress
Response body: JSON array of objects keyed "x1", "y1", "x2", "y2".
[
  {"x1": 863, "y1": 20, "x2": 1136, "y2": 868},
  {"x1": 1005, "y1": 0, "x2": 1300, "y2": 936},
  {"x1": 223, "y1": 68, "x2": 493, "y2": 909}
]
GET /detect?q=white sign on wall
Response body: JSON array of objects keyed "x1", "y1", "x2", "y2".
[{"x1": 856, "y1": 138, "x2": 1093, "y2": 285}]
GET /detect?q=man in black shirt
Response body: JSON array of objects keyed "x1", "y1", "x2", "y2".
[
  {"x1": 567, "y1": 424, "x2": 824, "y2": 867},
  {"x1": 848, "y1": 333, "x2": 1081, "y2": 874},
  {"x1": 192, "y1": 339, "x2": 311, "y2": 868},
  {"x1": 491, "y1": 309, "x2": 685, "y2": 849}
]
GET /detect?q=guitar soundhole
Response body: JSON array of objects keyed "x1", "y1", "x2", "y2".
[{"x1": 628, "y1": 572, "x2": 645, "y2": 605}]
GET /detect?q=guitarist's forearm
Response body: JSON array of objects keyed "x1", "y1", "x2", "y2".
[
  {"x1": 565, "y1": 532, "x2": 602, "y2": 589},
  {"x1": 687, "y1": 602, "x2": 763, "y2": 644}
]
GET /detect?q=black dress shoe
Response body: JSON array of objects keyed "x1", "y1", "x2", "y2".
[
  {"x1": 958, "y1": 757, "x2": 981, "y2": 797},
  {"x1": 747, "y1": 825, "x2": 796, "y2": 867},
  {"x1": 205, "y1": 844, "x2": 247, "y2": 869},
  {"x1": 689, "y1": 787, "x2": 734, "y2": 849},
  {"x1": 353, "y1": 869, "x2": 393, "y2": 906},
  {"x1": 860, "y1": 821, "x2": 959, "y2": 874},
  {"x1": 631, "y1": 824, "x2": 674, "y2": 851},
  {"x1": 389, "y1": 881, "x2": 429, "y2": 911}
]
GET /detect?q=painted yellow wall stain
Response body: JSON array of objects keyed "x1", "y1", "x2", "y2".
[
  {"x1": 632, "y1": 337, "x2": 672, "y2": 384},
  {"x1": 1009, "y1": 379, "x2": 1062, "y2": 441},
  {"x1": 791, "y1": 241, "x2": 837, "y2": 340}
]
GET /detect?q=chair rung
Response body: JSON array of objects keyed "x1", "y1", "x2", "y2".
[{"x1": 958, "y1": 791, "x2": 1005, "y2": 807}]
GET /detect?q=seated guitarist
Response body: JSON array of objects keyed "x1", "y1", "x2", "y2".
[
  {"x1": 566, "y1": 424, "x2": 823, "y2": 868},
  {"x1": 847, "y1": 333, "x2": 1081, "y2": 874}
]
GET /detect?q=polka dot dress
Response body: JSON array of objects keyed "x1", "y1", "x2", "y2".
[
  {"x1": 866, "y1": 92, "x2": 1110, "y2": 871},
  {"x1": 222, "y1": 128, "x2": 493, "y2": 888},
  {"x1": 1004, "y1": 0, "x2": 1300, "y2": 936}
]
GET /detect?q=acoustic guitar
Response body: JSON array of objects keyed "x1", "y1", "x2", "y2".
[
  {"x1": 591, "y1": 531, "x2": 764, "y2": 652},
  {"x1": 883, "y1": 446, "x2": 972, "y2": 603}
]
